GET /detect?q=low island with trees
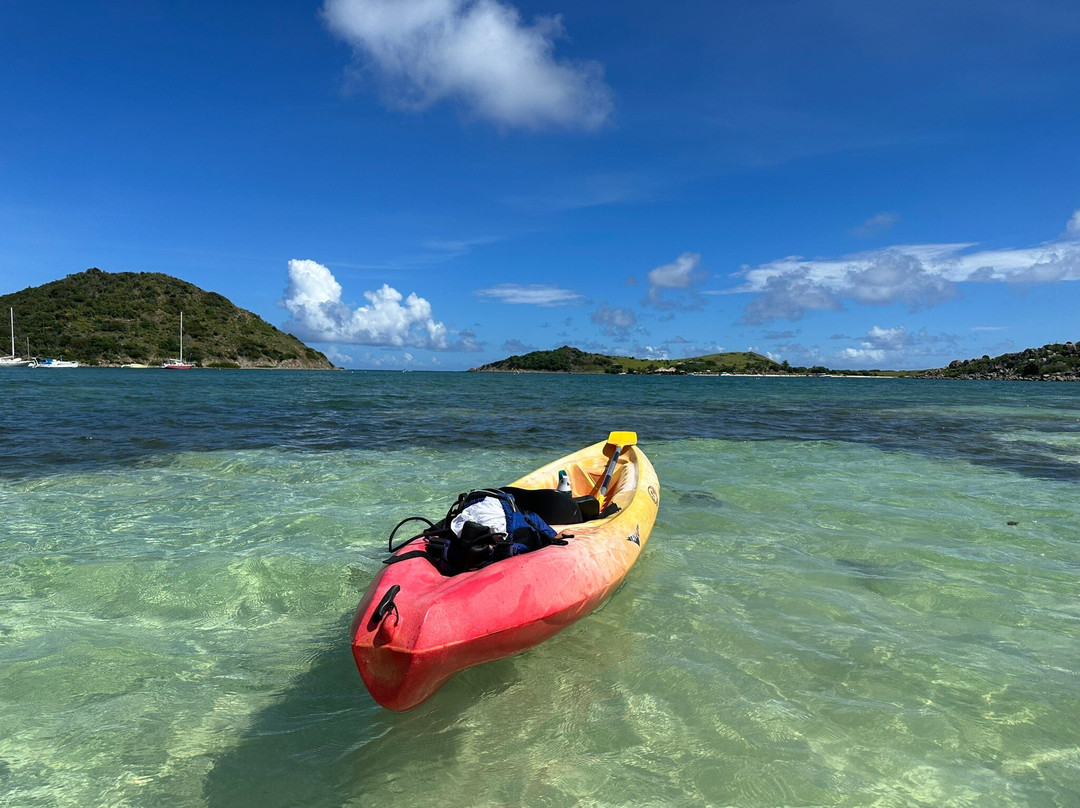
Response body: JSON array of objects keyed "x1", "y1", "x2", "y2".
[{"x1": 471, "y1": 342, "x2": 1080, "y2": 381}]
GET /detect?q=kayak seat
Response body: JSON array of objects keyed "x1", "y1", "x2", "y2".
[
  {"x1": 574, "y1": 495, "x2": 601, "y2": 522},
  {"x1": 499, "y1": 486, "x2": 586, "y2": 525}
]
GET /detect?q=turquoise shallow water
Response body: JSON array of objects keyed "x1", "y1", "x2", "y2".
[{"x1": 0, "y1": 371, "x2": 1078, "y2": 807}]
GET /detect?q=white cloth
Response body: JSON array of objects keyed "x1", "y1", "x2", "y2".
[{"x1": 450, "y1": 497, "x2": 507, "y2": 537}]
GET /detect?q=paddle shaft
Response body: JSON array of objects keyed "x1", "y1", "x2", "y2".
[{"x1": 597, "y1": 445, "x2": 623, "y2": 507}]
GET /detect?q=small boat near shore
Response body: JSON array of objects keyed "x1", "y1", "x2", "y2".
[
  {"x1": 351, "y1": 432, "x2": 660, "y2": 711},
  {"x1": 1, "y1": 308, "x2": 31, "y2": 368},
  {"x1": 29, "y1": 357, "x2": 80, "y2": 368},
  {"x1": 162, "y1": 312, "x2": 194, "y2": 369}
]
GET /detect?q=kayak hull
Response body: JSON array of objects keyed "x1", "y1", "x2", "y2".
[{"x1": 350, "y1": 439, "x2": 660, "y2": 711}]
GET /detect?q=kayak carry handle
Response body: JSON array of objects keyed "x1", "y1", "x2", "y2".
[{"x1": 373, "y1": 584, "x2": 401, "y2": 625}]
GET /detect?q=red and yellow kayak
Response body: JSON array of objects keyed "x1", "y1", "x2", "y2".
[{"x1": 350, "y1": 433, "x2": 660, "y2": 711}]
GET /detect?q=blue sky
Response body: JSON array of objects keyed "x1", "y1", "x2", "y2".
[{"x1": 2, "y1": 0, "x2": 1078, "y2": 369}]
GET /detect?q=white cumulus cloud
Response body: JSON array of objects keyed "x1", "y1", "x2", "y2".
[
  {"x1": 836, "y1": 325, "x2": 961, "y2": 368},
  {"x1": 474, "y1": 283, "x2": 584, "y2": 306},
  {"x1": 732, "y1": 212, "x2": 1080, "y2": 323},
  {"x1": 1067, "y1": 209, "x2": 1080, "y2": 237},
  {"x1": 633, "y1": 344, "x2": 670, "y2": 360},
  {"x1": 844, "y1": 252, "x2": 957, "y2": 307},
  {"x1": 645, "y1": 252, "x2": 708, "y2": 308},
  {"x1": 863, "y1": 325, "x2": 910, "y2": 350},
  {"x1": 839, "y1": 346, "x2": 886, "y2": 363},
  {"x1": 281, "y1": 259, "x2": 450, "y2": 349},
  {"x1": 322, "y1": 0, "x2": 613, "y2": 130}
]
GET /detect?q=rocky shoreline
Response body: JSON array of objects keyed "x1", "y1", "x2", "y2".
[{"x1": 918, "y1": 341, "x2": 1079, "y2": 381}]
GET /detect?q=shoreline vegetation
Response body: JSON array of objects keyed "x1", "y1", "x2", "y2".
[
  {"x1": 0, "y1": 269, "x2": 335, "y2": 369},
  {"x1": 470, "y1": 344, "x2": 1080, "y2": 381}
]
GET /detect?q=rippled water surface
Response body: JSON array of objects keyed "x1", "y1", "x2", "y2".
[{"x1": 1, "y1": 370, "x2": 1078, "y2": 807}]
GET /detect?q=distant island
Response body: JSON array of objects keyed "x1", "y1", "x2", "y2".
[
  {"x1": 0, "y1": 268, "x2": 334, "y2": 369},
  {"x1": 472, "y1": 346, "x2": 791, "y2": 375},
  {"x1": 471, "y1": 343, "x2": 1080, "y2": 381}
]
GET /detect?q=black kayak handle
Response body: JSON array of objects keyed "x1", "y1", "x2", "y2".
[{"x1": 373, "y1": 585, "x2": 401, "y2": 624}]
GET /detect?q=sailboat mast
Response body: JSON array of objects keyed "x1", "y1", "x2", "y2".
[
  {"x1": 9, "y1": 308, "x2": 14, "y2": 357},
  {"x1": 179, "y1": 312, "x2": 184, "y2": 363}
]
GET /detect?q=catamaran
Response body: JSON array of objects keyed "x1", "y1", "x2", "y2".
[
  {"x1": 1, "y1": 308, "x2": 31, "y2": 368},
  {"x1": 162, "y1": 312, "x2": 194, "y2": 369}
]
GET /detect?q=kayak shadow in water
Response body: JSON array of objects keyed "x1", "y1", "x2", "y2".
[{"x1": 202, "y1": 611, "x2": 521, "y2": 808}]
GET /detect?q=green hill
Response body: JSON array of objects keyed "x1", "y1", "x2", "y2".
[
  {"x1": 470, "y1": 345, "x2": 782, "y2": 374},
  {"x1": 0, "y1": 268, "x2": 334, "y2": 368},
  {"x1": 919, "y1": 341, "x2": 1079, "y2": 381},
  {"x1": 471, "y1": 346, "x2": 622, "y2": 373}
]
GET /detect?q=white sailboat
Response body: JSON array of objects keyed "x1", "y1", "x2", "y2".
[
  {"x1": 162, "y1": 312, "x2": 194, "y2": 369},
  {"x1": 0, "y1": 308, "x2": 31, "y2": 368}
]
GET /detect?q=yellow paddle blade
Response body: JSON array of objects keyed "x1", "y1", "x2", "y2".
[{"x1": 597, "y1": 432, "x2": 637, "y2": 506}]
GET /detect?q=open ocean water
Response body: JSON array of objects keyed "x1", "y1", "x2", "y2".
[{"x1": 0, "y1": 369, "x2": 1077, "y2": 808}]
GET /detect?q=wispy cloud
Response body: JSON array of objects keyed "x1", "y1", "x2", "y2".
[
  {"x1": 501, "y1": 338, "x2": 536, "y2": 354},
  {"x1": 281, "y1": 258, "x2": 478, "y2": 350},
  {"x1": 355, "y1": 349, "x2": 430, "y2": 368},
  {"x1": 474, "y1": 283, "x2": 584, "y2": 306},
  {"x1": 322, "y1": 0, "x2": 613, "y2": 130},
  {"x1": 731, "y1": 211, "x2": 1080, "y2": 323},
  {"x1": 322, "y1": 233, "x2": 503, "y2": 273},
  {"x1": 506, "y1": 172, "x2": 648, "y2": 212},
  {"x1": 455, "y1": 329, "x2": 483, "y2": 351},
  {"x1": 424, "y1": 234, "x2": 503, "y2": 257},
  {"x1": 659, "y1": 335, "x2": 714, "y2": 359},
  {"x1": 851, "y1": 211, "x2": 899, "y2": 238},
  {"x1": 590, "y1": 304, "x2": 637, "y2": 338},
  {"x1": 323, "y1": 346, "x2": 356, "y2": 366}
]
